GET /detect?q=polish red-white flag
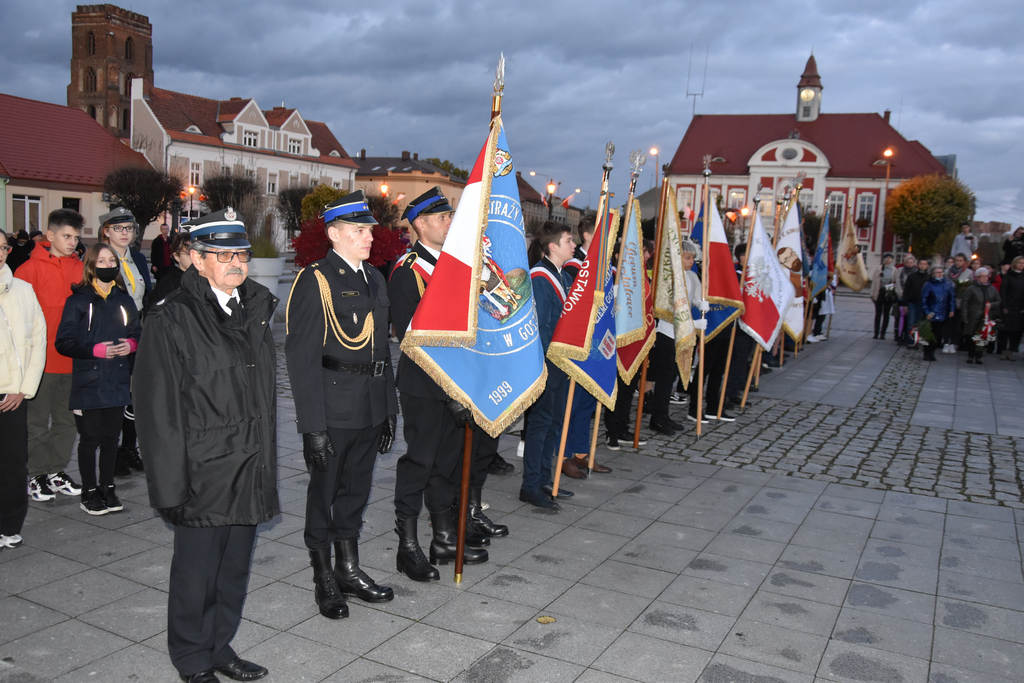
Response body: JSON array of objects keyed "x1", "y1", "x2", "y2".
[{"x1": 739, "y1": 212, "x2": 795, "y2": 350}]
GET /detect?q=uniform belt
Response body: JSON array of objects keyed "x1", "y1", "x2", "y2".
[{"x1": 322, "y1": 356, "x2": 388, "y2": 377}]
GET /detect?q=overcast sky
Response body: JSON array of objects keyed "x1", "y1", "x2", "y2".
[{"x1": 1, "y1": 0, "x2": 1021, "y2": 225}]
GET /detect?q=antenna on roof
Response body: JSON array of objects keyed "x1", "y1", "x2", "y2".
[{"x1": 685, "y1": 44, "x2": 708, "y2": 116}]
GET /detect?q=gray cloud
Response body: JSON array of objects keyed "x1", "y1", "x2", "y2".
[{"x1": 1, "y1": 0, "x2": 1021, "y2": 223}]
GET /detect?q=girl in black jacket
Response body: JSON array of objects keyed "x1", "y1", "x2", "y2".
[{"x1": 55, "y1": 244, "x2": 141, "y2": 515}]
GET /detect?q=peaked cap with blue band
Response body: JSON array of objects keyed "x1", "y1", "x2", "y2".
[
  {"x1": 186, "y1": 207, "x2": 251, "y2": 249},
  {"x1": 402, "y1": 186, "x2": 454, "y2": 223},
  {"x1": 323, "y1": 190, "x2": 376, "y2": 225}
]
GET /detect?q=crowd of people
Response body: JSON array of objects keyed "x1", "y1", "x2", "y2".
[{"x1": 868, "y1": 224, "x2": 1024, "y2": 364}]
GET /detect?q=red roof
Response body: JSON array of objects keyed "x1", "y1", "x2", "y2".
[
  {"x1": 147, "y1": 87, "x2": 356, "y2": 169},
  {"x1": 516, "y1": 172, "x2": 544, "y2": 203},
  {"x1": 0, "y1": 93, "x2": 150, "y2": 189},
  {"x1": 666, "y1": 113, "x2": 947, "y2": 180}
]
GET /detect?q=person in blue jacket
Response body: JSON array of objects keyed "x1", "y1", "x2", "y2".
[
  {"x1": 521, "y1": 221, "x2": 576, "y2": 511},
  {"x1": 921, "y1": 265, "x2": 956, "y2": 361},
  {"x1": 55, "y1": 243, "x2": 140, "y2": 515}
]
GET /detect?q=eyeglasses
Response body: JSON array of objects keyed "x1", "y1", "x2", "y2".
[
  {"x1": 0, "y1": 245, "x2": 11, "y2": 253},
  {"x1": 208, "y1": 250, "x2": 252, "y2": 263},
  {"x1": 108, "y1": 225, "x2": 136, "y2": 233}
]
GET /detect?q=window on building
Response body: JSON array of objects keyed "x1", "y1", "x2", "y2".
[
  {"x1": 62, "y1": 197, "x2": 81, "y2": 213},
  {"x1": 222, "y1": 166, "x2": 231, "y2": 176},
  {"x1": 727, "y1": 189, "x2": 745, "y2": 209},
  {"x1": 243, "y1": 130, "x2": 258, "y2": 147},
  {"x1": 189, "y1": 161, "x2": 201, "y2": 187},
  {"x1": 124, "y1": 73, "x2": 134, "y2": 96},
  {"x1": 799, "y1": 189, "x2": 814, "y2": 213},
  {"x1": 676, "y1": 187, "x2": 695, "y2": 222},
  {"x1": 856, "y1": 193, "x2": 876, "y2": 226},
  {"x1": 245, "y1": 168, "x2": 255, "y2": 178},
  {"x1": 267, "y1": 174, "x2": 277, "y2": 195},
  {"x1": 122, "y1": 109, "x2": 129, "y2": 131},
  {"x1": 801, "y1": 105, "x2": 811, "y2": 118},
  {"x1": 828, "y1": 192, "x2": 845, "y2": 224},
  {"x1": 87, "y1": 32, "x2": 96, "y2": 55},
  {"x1": 88, "y1": 105, "x2": 97, "y2": 120},
  {"x1": 125, "y1": 37, "x2": 134, "y2": 61},
  {"x1": 12, "y1": 195, "x2": 42, "y2": 234},
  {"x1": 288, "y1": 138, "x2": 302, "y2": 155},
  {"x1": 333, "y1": 181, "x2": 341, "y2": 189},
  {"x1": 85, "y1": 68, "x2": 97, "y2": 93}
]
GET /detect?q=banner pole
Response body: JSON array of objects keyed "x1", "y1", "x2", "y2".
[
  {"x1": 588, "y1": 403, "x2": 602, "y2": 472},
  {"x1": 696, "y1": 165, "x2": 711, "y2": 437},
  {"x1": 551, "y1": 379, "x2": 576, "y2": 498},
  {"x1": 741, "y1": 346, "x2": 761, "y2": 409},
  {"x1": 632, "y1": 359, "x2": 648, "y2": 448},
  {"x1": 454, "y1": 424, "x2": 473, "y2": 584}
]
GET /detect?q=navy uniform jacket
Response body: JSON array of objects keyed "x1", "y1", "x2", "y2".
[
  {"x1": 285, "y1": 250, "x2": 397, "y2": 433},
  {"x1": 388, "y1": 242, "x2": 445, "y2": 401}
]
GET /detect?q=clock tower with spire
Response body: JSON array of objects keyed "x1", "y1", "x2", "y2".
[{"x1": 796, "y1": 54, "x2": 822, "y2": 122}]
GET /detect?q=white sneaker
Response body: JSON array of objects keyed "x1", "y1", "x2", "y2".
[
  {"x1": 0, "y1": 534, "x2": 23, "y2": 548},
  {"x1": 27, "y1": 475, "x2": 56, "y2": 502},
  {"x1": 47, "y1": 471, "x2": 82, "y2": 496},
  {"x1": 945, "y1": 344, "x2": 957, "y2": 354}
]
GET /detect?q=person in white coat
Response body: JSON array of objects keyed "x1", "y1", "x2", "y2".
[{"x1": 0, "y1": 230, "x2": 46, "y2": 549}]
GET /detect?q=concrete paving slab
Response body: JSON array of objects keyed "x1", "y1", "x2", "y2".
[
  {"x1": 816, "y1": 639, "x2": 928, "y2": 682},
  {"x1": 452, "y1": 645, "x2": 584, "y2": 683},
  {"x1": 831, "y1": 606, "x2": 933, "y2": 660},
  {"x1": 288, "y1": 603, "x2": 414, "y2": 656},
  {"x1": 503, "y1": 612, "x2": 623, "y2": 667},
  {"x1": 719, "y1": 618, "x2": 828, "y2": 675},
  {"x1": 932, "y1": 626, "x2": 1024, "y2": 680},
  {"x1": 364, "y1": 623, "x2": 493, "y2": 681},
  {"x1": 592, "y1": 631, "x2": 712, "y2": 682}
]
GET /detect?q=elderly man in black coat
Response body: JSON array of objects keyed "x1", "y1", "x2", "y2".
[{"x1": 135, "y1": 208, "x2": 278, "y2": 683}]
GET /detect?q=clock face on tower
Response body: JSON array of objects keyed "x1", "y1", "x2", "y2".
[{"x1": 800, "y1": 88, "x2": 816, "y2": 102}]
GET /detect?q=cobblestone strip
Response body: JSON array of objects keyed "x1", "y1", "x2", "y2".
[{"x1": 657, "y1": 347, "x2": 1024, "y2": 507}]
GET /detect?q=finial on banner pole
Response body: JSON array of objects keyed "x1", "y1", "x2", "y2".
[
  {"x1": 627, "y1": 149, "x2": 647, "y2": 196},
  {"x1": 603, "y1": 141, "x2": 615, "y2": 172},
  {"x1": 491, "y1": 53, "x2": 505, "y2": 119}
]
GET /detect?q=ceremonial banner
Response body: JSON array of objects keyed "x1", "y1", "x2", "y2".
[
  {"x1": 810, "y1": 212, "x2": 831, "y2": 297},
  {"x1": 776, "y1": 202, "x2": 807, "y2": 341},
  {"x1": 653, "y1": 190, "x2": 697, "y2": 387},
  {"x1": 548, "y1": 208, "x2": 620, "y2": 408},
  {"x1": 401, "y1": 117, "x2": 545, "y2": 437},
  {"x1": 688, "y1": 201, "x2": 743, "y2": 341},
  {"x1": 615, "y1": 198, "x2": 646, "y2": 346},
  {"x1": 837, "y1": 202, "x2": 869, "y2": 291},
  {"x1": 739, "y1": 211, "x2": 795, "y2": 350}
]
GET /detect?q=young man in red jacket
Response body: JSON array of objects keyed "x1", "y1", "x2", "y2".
[{"x1": 14, "y1": 209, "x2": 85, "y2": 501}]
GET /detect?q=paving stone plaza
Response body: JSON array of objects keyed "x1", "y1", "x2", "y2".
[{"x1": 2, "y1": 293, "x2": 1023, "y2": 682}]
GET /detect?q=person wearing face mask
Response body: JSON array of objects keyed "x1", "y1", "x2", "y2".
[{"x1": 55, "y1": 243, "x2": 141, "y2": 515}]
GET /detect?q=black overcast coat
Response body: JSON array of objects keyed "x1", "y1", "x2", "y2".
[{"x1": 133, "y1": 267, "x2": 280, "y2": 527}]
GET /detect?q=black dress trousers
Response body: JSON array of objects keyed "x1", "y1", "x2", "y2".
[
  {"x1": 304, "y1": 423, "x2": 383, "y2": 548},
  {"x1": 167, "y1": 524, "x2": 256, "y2": 676},
  {"x1": 394, "y1": 394, "x2": 461, "y2": 518}
]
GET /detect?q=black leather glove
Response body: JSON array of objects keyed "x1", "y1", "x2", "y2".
[
  {"x1": 302, "y1": 431, "x2": 334, "y2": 472},
  {"x1": 446, "y1": 398, "x2": 472, "y2": 426},
  {"x1": 378, "y1": 415, "x2": 396, "y2": 454}
]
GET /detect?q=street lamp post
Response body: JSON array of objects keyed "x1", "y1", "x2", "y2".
[
  {"x1": 546, "y1": 180, "x2": 558, "y2": 219},
  {"x1": 649, "y1": 147, "x2": 659, "y2": 190},
  {"x1": 873, "y1": 146, "x2": 895, "y2": 258}
]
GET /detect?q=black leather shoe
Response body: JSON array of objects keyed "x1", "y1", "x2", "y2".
[
  {"x1": 468, "y1": 486, "x2": 508, "y2": 537},
  {"x1": 214, "y1": 657, "x2": 268, "y2": 681},
  {"x1": 542, "y1": 485, "x2": 573, "y2": 498},
  {"x1": 649, "y1": 419, "x2": 676, "y2": 436},
  {"x1": 309, "y1": 549, "x2": 348, "y2": 619},
  {"x1": 395, "y1": 517, "x2": 440, "y2": 582},
  {"x1": 180, "y1": 670, "x2": 219, "y2": 682},
  {"x1": 486, "y1": 456, "x2": 515, "y2": 475},
  {"x1": 334, "y1": 539, "x2": 394, "y2": 603},
  {"x1": 519, "y1": 488, "x2": 560, "y2": 511}
]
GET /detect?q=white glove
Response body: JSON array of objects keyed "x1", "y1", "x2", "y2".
[
  {"x1": 692, "y1": 319, "x2": 707, "y2": 331},
  {"x1": 697, "y1": 300, "x2": 710, "y2": 313}
]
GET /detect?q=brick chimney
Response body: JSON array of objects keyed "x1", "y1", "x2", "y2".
[
  {"x1": 883, "y1": 109, "x2": 891, "y2": 123},
  {"x1": 359, "y1": 148, "x2": 366, "y2": 159},
  {"x1": 401, "y1": 150, "x2": 410, "y2": 161}
]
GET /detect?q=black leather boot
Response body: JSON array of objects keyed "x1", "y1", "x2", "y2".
[
  {"x1": 395, "y1": 517, "x2": 440, "y2": 582},
  {"x1": 469, "y1": 486, "x2": 508, "y2": 537},
  {"x1": 429, "y1": 510, "x2": 488, "y2": 565},
  {"x1": 452, "y1": 502, "x2": 490, "y2": 547},
  {"x1": 309, "y1": 549, "x2": 348, "y2": 619},
  {"x1": 334, "y1": 539, "x2": 393, "y2": 602}
]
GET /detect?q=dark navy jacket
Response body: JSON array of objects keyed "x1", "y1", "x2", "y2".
[{"x1": 55, "y1": 283, "x2": 141, "y2": 410}]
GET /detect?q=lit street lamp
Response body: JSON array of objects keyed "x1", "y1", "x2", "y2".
[
  {"x1": 649, "y1": 146, "x2": 659, "y2": 190},
  {"x1": 873, "y1": 146, "x2": 895, "y2": 255},
  {"x1": 546, "y1": 180, "x2": 558, "y2": 219}
]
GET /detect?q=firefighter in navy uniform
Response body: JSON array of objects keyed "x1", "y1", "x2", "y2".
[
  {"x1": 285, "y1": 190, "x2": 397, "y2": 620},
  {"x1": 389, "y1": 187, "x2": 490, "y2": 582}
]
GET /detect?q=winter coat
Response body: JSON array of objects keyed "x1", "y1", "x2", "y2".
[
  {"x1": 870, "y1": 264, "x2": 895, "y2": 301},
  {"x1": 902, "y1": 270, "x2": 929, "y2": 306},
  {"x1": 921, "y1": 277, "x2": 956, "y2": 321},
  {"x1": 133, "y1": 267, "x2": 280, "y2": 527},
  {"x1": 144, "y1": 265, "x2": 184, "y2": 315},
  {"x1": 0, "y1": 264, "x2": 46, "y2": 398},
  {"x1": 1001, "y1": 237, "x2": 1024, "y2": 266},
  {"x1": 961, "y1": 282, "x2": 1000, "y2": 336},
  {"x1": 13, "y1": 242, "x2": 83, "y2": 374},
  {"x1": 1000, "y1": 269, "x2": 1024, "y2": 334},
  {"x1": 54, "y1": 283, "x2": 140, "y2": 410}
]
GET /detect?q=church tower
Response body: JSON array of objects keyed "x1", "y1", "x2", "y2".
[
  {"x1": 796, "y1": 54, "x2": 822, "y2": 122},
  {"x1": 67, "y1": 4, "x2": 153, "y2": 138}
]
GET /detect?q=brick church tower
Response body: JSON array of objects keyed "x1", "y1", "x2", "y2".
[{"x1": 67, "y1": 4, "x2": 153, "y2": 138}]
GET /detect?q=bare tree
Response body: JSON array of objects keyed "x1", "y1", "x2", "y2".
[{"x1": 104, "y1": 167, "x2": 183, "y2": 229}]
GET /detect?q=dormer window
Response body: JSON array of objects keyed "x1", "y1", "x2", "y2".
[
  {"x1": 243, "y1": 130, "x2": 258, "y2": 147},
  {"x1": 288, "y1": 138, "x2": 302, "y2": 155},
  {"x1": 185, "y1": 124, "x2": 202, "y2": 134},
  {"x1": 329, "y1": 150, "x2": 341, "y2": 157}
]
